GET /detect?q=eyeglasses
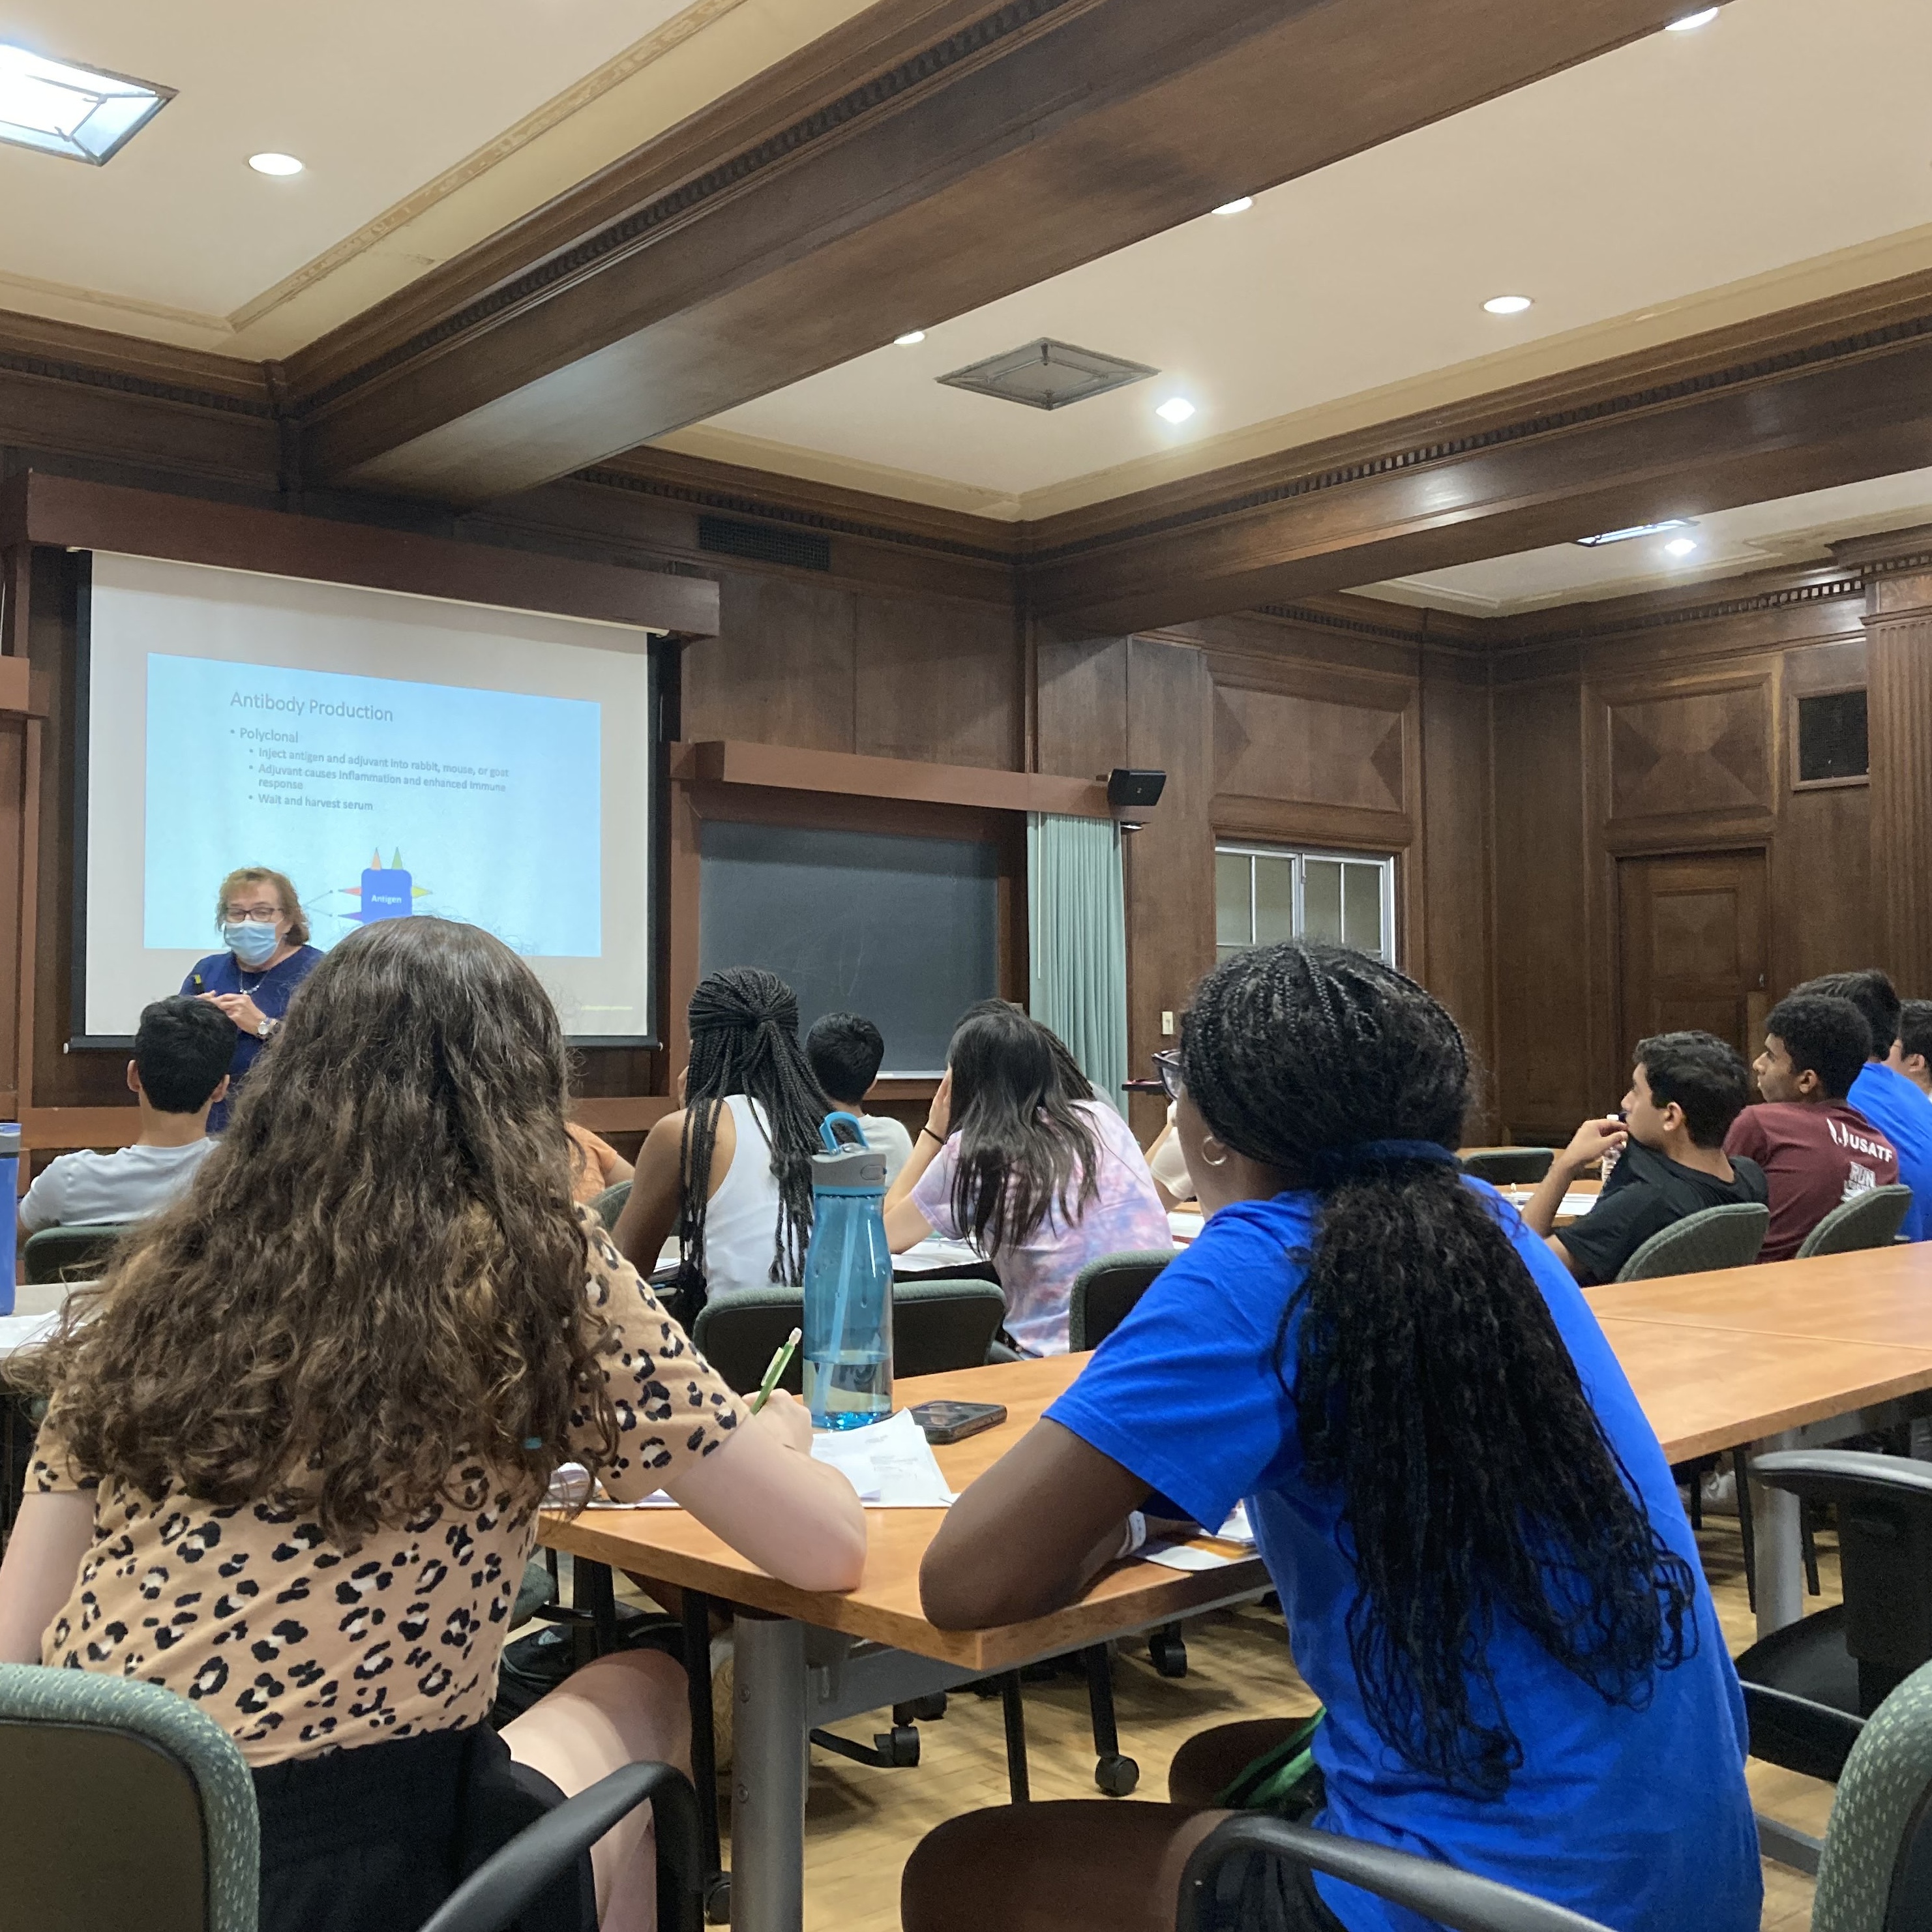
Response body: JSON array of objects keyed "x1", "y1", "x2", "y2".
[
  {"x1": 224, "y1": 904, "x2": 282, "y2": 922},
  {"x1": 1152, "y1": 1048, "x2": 1183, "y2": 1101}
]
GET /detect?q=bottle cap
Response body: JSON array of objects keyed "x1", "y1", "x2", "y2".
[
  {"x1": 810, "y1": 1143, "x2": 887, "y2": 1193},
  {"x1": 0, "y1": 1122, "x2": 19, "y2": 1157}
]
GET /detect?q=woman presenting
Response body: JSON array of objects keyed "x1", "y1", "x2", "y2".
[{"x1": 183, "y1": 866, "x2": 322, "y2": 1131}]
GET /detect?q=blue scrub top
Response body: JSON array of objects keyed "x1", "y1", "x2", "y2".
[
  {"x1": 182, "y1": 945, "x2": 323, "y2": 1133},
  {"x1": 1047, "y1": 1181, "x2": 1761, "y2": 1932},
  {"x1": 1849, "y1": 1062, "x2": 1932, "y2": 1242}
]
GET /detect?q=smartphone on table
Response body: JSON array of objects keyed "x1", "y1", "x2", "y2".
[{"x1": 910, "y1": 1400, "x2": 1007, "y2": 1445}]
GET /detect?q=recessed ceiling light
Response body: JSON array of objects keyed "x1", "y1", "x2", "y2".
[
  {"x1": 1664, "y1": 536, "x2": 1700, "y2": 557},
  {"x1": 248, "y1": 151, "x2": 303, "y2": 177},
  {"x1": 0, "y1": 42, "x2": 172, "y2": 164},
  {"x1": 1666, "y1": 8, "x2": 1720, "y2": 28},
  {"x1": 1156, "y1": 398, "x2": 1197, "y2": 424},
  {"x1": 893, "y1": 330, "x2": 926, "y2": 347},
  {"x1": 1213, "y1": 196, "x2": 1255, "y2": 216},
  {"x1": 1483, "y1": 294, "x2": 1534, "y2": 316},
  {"x1": 1576, "y1": 518, "x2": 1695, "y2": 548}
]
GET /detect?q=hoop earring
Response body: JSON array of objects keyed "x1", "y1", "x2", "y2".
[{"x1": 1198, "y1": 1137, "x2": 1231, "y2": 1170}]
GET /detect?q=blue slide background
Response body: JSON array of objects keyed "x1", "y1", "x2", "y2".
[{"x1": 144, "y1": 654, "x2": 602, "y2": 957}]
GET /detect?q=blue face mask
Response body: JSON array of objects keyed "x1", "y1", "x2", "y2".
[{"x1": 222, "y1": 920, "x2": 280, "y2": 969}]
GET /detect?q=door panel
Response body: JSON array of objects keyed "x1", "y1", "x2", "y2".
[{"x1": 1618, "y1": 852, "x2": 1770, "y2": 1069}]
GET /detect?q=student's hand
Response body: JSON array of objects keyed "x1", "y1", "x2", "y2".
[
  {"x1": 1559, "y1": 1116, "x2": 1627, "y2": 1174},
  {"x1": 925, "y1": 1069, "x2": 954, "y2": 1140},
  {"x1": 208, "y1": 992, "x2": 267, "y2": 1037},
  {"x1": 752, "y1": 1387, "x2": 814, "y2": 1456}
]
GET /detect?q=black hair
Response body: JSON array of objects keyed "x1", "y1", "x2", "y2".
[
  {"x1": 1794, "y1": 969, "x2": 1900, "y2": 1058},
  {"x1": 1900, "y1": 1000, "x2": 1932, "y2": 1069},
  {"x1": 804, "y1": 1011, "x2": 885, "y2": 1106},
  {"x1": 1632, "y1": 1030, "x2": 1752, "y2": 1149},
  {"x1": 944, "y1": 1000, "x2": 1101, "y2": 1255},
  {"x1": 1181, "y1": 942, "x2": 1697, "y2": 1798},
  {"x1": 1764, "y1": 993, "x2": 1871, "y2": 1101},
  {"x1": 134, "y1": 996, "x2": 236, "y2": 1115},
  {"x1": 1036, "y1": 1022, "x2": 1097, "y2": 1103},
  {"x1": 678, "y1": 968, "x2": 833, "y2": 1306}
]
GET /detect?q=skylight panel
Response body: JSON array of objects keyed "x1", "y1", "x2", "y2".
[{"x1": 0, "y1": 43, "x2": 172, "y2": 164}]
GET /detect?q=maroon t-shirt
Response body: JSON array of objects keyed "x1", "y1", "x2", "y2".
[{"x1": 1723, "y1": 1101, "x2": 1899, "y2": 1262}]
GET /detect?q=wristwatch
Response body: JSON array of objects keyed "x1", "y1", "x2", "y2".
[{"x1": 256, "y1": 1015, "x2": 278, "y2": 1041}]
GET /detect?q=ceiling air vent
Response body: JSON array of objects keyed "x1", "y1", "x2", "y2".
[
  {"x1": 937, "y1": 338, "x2": 1157, "y2": 411},
  {"x1": 697, "y1": 515, "x2": 831, "y2": 572}
]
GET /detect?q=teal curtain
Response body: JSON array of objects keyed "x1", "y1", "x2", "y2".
[{"x1": 1028, "y1": 812, "x2": 1128, "y2": 1114}]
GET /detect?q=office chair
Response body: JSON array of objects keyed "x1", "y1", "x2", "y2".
[
  {"x1": 1614, "y1": 1202, "x2": 1768, "y2": 1282},
  {"x1": 1797, "y1": 1184, "x2": 1914, "y2": 1258},
  {"x1": 1457, "y1": 1148, "x2": 1556, "y2": 1185},
  {"x1": 1175, "y1": 1813, "x2": 1614, "y2": 1932},
  {"x1": 588, "y1": 1181, "x2": 631, "y2": 1232},
  {"x1": 22, "y1": 1222, "x2": 130, "y2": 1285},
  {"x1": 1808, "y1": 1656, "x2": 1932, "y2": 1931},
  {"x1": 0, "y1": 1663, "x2": 703, "y2": 1932}
]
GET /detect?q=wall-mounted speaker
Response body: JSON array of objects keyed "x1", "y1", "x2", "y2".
[{"x1": 1105, "y1": 767, "x2": 1167, "y2": 810}]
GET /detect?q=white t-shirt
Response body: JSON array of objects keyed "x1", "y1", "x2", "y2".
[
  {"x1": 854, "y1": 1112, "x2": 915, "y2": 1185},
  {"x1": 20, "y1": 1139, "x2": 215, "y2": 1234}
]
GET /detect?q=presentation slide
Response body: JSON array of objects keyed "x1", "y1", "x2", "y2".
[{"x1": 83, "y1": 552, "x2": 656, "y2": 1041}]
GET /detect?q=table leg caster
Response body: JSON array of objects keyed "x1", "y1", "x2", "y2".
[{"x1": 703, "y1": 1873, "x2": 732, "y2": 1925}]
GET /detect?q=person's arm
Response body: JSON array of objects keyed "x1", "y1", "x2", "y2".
[
  {"x1": 611, "y1": 1108, "x2": 685, "y2": 1273},
  {"x1": 16, "y1": 1159, "x2": 59, "y2": 1238},
  {"x1": 922, "y1": 1418, "x2": 1150, "y2": 1628},
  {"x1": 666, "y1": 1390, "x2": 867, "y2": 1594},
  {"x1": 883, "y1": 1071, "x2": 949, "y2": 1252},
  {"x1": 1521, "y1": 1116, "x2": 1627, "y2": 1251},
  {"x1": 0, "y1": 1489, "x2": 93, "y2": 1663}
]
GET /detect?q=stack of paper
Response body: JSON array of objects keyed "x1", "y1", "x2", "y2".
[
  {"x1": 810, "y1": 1408, "x2": 956, "y2": 1508},
  {"x1": 1168, "y1": 1211, "x2": 1205, "y2": 1243},
  {"x1": 0, "y1": 1311, "x2": 57, "y2": 1360}
]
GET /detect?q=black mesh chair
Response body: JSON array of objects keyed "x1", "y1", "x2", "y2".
[
  {"x1": 1176, "y1": 1813, "x2": 1613, "y2": 1932},
  {"x1": 22, "y1": 1222, "x2": 130, "y2": 1285},
  {"x1": 1457, "y1": 1148, "x2": 1556, "y2": 1185},
  {"x1": 0, "y1": 1662, "x2": 703, "y2": 1932},
  {"x1": 1797, "y1": 1184, "x2": 1914, "y2": 1258}
]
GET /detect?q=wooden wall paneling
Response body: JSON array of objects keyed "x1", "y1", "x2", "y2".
[
  {"x1": 1490, "y1": 671, "x2": 1590, "y2": 1140},
  {"x1": 1601, "y1": 674, "x2": 1775, "y2": 826},
  {"x1": 681, "y1": 570, "x2": 857, "y2": 752},
  {"x1": 1863, "y1": 566, "x2": 1932, "y2": 995},
  {"x1": 1417, "y1": 647, "x2": 1496, "y2": 1137},
  {"x1": 1033, "y1": 631, "x2": 1129, "y2": 785},
  {"x1": 1122, "y1": 636, "x2": 1213, "y2": 1142},
  {"x1": 854, "y1": 593, "x2": 1022, "y2": 771}
]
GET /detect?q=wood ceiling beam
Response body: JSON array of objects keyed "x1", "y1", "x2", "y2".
[
  {"x1": 1025, "y1": 269, "x2": 1932, "y2": 632},
  {"x1": 291, "y1": 0, "x2": 1704, "y2": 505}
]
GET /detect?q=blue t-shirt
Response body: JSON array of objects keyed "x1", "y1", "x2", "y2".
[
  {"x1": 1849, "y1": 1062, "x2": 1932, "y2": 1242},
  {"x1": 181, "y1": 945, "x2": 323, "y2": 1133},
  {"x1": 1047, "y1": 1184, "x2": 1759, "y2": 1932}
]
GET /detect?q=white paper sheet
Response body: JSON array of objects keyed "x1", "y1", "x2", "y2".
[
  {"x1": 810, "y1": 1408, "x2": 956, "y2": 1508},
  {"x1": 1168, "y1": 1211, "x2": 1206, "y2": 1242},
  {"x1": 1145, "y1": 1543, "x2": 1238, "y2": 1572},
  {"x1": 0, "y1": 1311, "x2": 58, "y2": 1360}
]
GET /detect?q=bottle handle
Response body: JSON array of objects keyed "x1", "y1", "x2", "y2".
[{"x1": 820, "y1": 1111, "x2": 870, "y2": 1152}]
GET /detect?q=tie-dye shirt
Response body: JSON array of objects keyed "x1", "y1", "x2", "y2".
[{"x1": 912, "y1": 1099, "x2": 1173, "y2": 1354}]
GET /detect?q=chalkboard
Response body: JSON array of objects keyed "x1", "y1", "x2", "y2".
[{"x1": 698, "y1": 820, "x2": 1000, "y2": 1075}]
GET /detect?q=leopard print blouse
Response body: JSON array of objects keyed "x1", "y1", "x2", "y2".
[{"x1": 29, "y1": 1207, "x2": 747, "y2": 1768}]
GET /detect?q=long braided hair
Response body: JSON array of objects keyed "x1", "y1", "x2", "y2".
[
  {"x1": 1181, "y1": 943, "x2": 1697, "y2": 1797},
  {"x1": 945, "y1": 1000, "x2": 1101, "y2": 1256},
  {"x1": 678, "y1": 968, "x2": 831, "y2": 1305}
]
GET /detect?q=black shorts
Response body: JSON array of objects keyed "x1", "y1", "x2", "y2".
[{"x1": 252, "y1": 1725, "x2": 593, "y2": 1932}]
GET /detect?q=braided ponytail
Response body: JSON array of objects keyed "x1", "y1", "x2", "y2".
[
  {"x1": 1182, "y1": 943, "x2": 1697, "y2": 1796},
  {"x1": 679, "y1": 968, "x2": 832, "y2": 1307}
]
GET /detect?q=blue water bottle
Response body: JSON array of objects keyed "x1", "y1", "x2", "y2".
[
  {"x1": 803, "y1": 1112, "x2": 893, "y2": 1431},
  {"x1": 0, "y1": 1123, "x2": 18, "y2": 1315}
]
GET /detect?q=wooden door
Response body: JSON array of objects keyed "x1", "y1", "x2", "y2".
[{"x1": 1617, "y1": 851, "x2": 1770, "y2": 1066}]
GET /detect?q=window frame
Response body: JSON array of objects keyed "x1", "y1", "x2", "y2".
[{"x1": 1213, "y1": 840, "x2": 1399, "y2": 966}]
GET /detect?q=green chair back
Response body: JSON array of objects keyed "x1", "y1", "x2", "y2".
[
  {"x1": 22, "y1": 1222, "x2": 132, "y2": 1286},
  {"x1": 691, "y1": 1279, "x2": 1009, "y2": 1395},
  {"x1": 1813, "y1": 1656, "x2": 1932, "y2": 1932},
  {"x1": 1614, "y1": 1202, "x2": 1769, "y2": 1283},
  {"x1": 0, "y1": 1662, "x2": 260, "y2": 1932},
  {"x1": 1798, "y1": 1185, "x2": 1914, "y2": 1260},
  {"x1": 1069, "y1": 1251, "x2": 1176, "y2": 1352},
  {"x1": 589, "y1": 1181, "x2": 632, "y2": 1232}
]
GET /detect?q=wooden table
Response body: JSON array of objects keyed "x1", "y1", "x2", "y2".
[
  {"x1": 543, "y1": 1253, "x2": 1932, "y2": 1930},
  {"x1": 542, "y1": 1358, "x2": 1265, "y2": 1932}
]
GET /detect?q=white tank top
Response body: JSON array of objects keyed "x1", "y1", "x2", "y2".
[{"x1": 699, "y1": 1094, "x2": 797, "y2": 1294}]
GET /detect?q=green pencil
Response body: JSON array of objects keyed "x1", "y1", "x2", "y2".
[{"x1": 751, "y1": 1327, "x2": 802, "y2": 1414}]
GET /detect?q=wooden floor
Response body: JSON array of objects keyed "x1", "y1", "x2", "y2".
[{"x1": 674, "y1": 1509, "x2": 1834, "y2": 1931}]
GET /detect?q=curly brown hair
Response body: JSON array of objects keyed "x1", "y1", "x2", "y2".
[{"x1": 16, "y1": 918, "x2": 620, "y2": 1541}]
